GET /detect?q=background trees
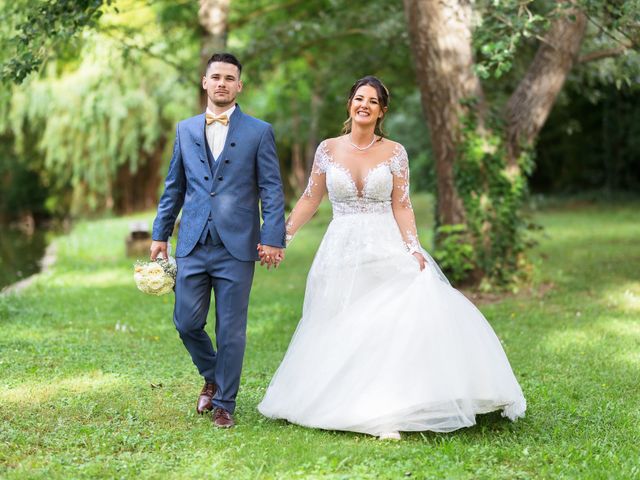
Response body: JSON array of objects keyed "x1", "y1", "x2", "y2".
[
  {"x1": 0, "y1": 0, "x2": 638, "y2": 286},
  {"x1": 403, "y1": 0, "x2": 638, "y2": 285}
]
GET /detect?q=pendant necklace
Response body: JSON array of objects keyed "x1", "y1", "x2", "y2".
[{"x1": 349, "y1": 133, "x2": 376, "y2": 151}]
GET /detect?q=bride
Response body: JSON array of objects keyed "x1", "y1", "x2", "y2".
[{"x1": 257, "y1": 76, "x2": 526, "y2": 440}]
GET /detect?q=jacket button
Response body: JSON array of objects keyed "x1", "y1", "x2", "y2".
[
  {"x1": 230, "y1": 142, "x2": 236, "y2": 147},
  {"x1": 200, "y1": 158, "x2": 205, "y2": 163},
  {"x1": 218, "y1": 176, "x2": 223, "y2": 181},
  {"x1": 210, "y1": 192, "x2": 216, "y2": 197},
  {"x1": 204, "y1": 176, "x2": 209, "y2": 180},
  {"x1": 224, "y1": 159, "x2": 230, "y2": 164}
]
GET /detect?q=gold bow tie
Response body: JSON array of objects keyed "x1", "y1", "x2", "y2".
[{"x1": 206, "y1": 113, "x2": 229, "y2": 126}]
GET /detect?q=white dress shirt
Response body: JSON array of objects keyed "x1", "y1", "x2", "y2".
[{"x1": 205, "y1": 104, "x2": 235, "y2": 161}]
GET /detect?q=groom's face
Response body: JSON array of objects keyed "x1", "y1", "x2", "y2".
[{"x1": 202, "y1": 62, "x2": 243, "y2": 109}]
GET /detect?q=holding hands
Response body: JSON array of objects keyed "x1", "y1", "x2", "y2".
[{"x1": 257, "y1": 244, "x2": 285, "y2": 269}]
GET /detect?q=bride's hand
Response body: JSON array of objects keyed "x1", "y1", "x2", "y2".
[{"x1": 412, "y1": 252, "x2": 426, "y2": 271}]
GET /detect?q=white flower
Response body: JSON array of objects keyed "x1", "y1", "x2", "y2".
[{"x1": 133, "y1": 257, "x2": 176, "y2": 296}]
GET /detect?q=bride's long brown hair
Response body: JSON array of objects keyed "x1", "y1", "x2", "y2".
[{"x1": 341, "y1": 76, "x2": 390, "y2": 139}]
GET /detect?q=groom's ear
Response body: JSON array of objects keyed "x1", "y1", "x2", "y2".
[
  {"x1": 201, "y1": 75, "x2": 207, "y2": 90},
  {"x1": 237, "y1": 79, "x2": 243, "y2": 92}
]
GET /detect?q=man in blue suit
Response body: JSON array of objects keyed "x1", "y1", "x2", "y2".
[{"x1": 150, "y1": 53, "x2": 286, "y2": 428}]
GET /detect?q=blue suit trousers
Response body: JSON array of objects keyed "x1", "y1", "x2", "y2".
[{"x1": 173, "y1": 230, "x2": 255, "y2": 414}]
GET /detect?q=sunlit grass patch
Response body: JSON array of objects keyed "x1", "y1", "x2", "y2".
[
  {"x1": 46, "y1": 268, "x2": 133, "y2": 289},
  {"x1": 602, "y1": 282, "x2": 640, "y2": 312},
  {"x1": 0, "y1": 371, "x2": 122, "y2": 404}
]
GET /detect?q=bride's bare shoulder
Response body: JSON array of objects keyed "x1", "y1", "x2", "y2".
[
  {"x1": 322, "y1": 136, "x2": 346, "y2": 149},
  {"x1": 319, "y1": 136, "x2": 349, "y2": 157},
  {"x1": 381, "y1": 138, "x2": 405, "y2": 151}
]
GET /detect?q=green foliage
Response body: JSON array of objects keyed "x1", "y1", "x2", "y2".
[
  {"x1": 231, "y1": 1, "x2": 415, "y2": 139},
  {"x1": 231, "y1": 0, "x2": 434, "y2": 196},
  {"x1": 473, "y1": 1, "x2": 551, "y2": 80},
  {"x1": 1, "y1": 199, "x2": 640, "y2": 478},
  {"x1": 2, "y1": 2, "x2": 198, "y2": 216},
  {"x1": 0, "y1": 0, "x2": 637, "y2": 294},
  {"x1": 433, "y1": 224, "x2": 475, "y2": 284},
  {"x1": 452, "y1": 116, "x2": 537, "y2": 287},
  {"x1": 0, "y1": 0, "x2": 110, "y2": 83},
  {"x1": 473, "y1": 0, "x2": 640, "y2": 84}
]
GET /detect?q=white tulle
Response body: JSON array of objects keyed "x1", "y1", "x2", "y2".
[{"x1": 258, "y1": 140, "x2": 526, "y2": 435}]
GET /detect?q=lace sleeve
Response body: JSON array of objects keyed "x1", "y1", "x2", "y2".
[
  {"x1": 285, "y1": 141, "x2": 329, "y2": 244},
  {"x1": 390, "y1": 145, "x2": 424, "y2": 257}
]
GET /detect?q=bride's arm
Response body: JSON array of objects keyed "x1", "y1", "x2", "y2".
[
  {"x1": 390, "y1": 145, "x2": 426, "y2": 268},
  {"x1": 285, "y1": 142, "x2": 329, "y2": 244}
]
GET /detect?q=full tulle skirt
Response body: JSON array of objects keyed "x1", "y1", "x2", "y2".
[{"x1": 258, "y1": 211, "x2": 526, "y2": 435}]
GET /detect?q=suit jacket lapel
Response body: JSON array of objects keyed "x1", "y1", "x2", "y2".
[{"x1": 190, "y1": 114, "x2": 212, "y2": 177}]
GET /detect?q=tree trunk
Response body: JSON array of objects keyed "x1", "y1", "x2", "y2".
[
  {"x1": 289, "y1": 96, "x2": 306, "y2": 196},
  {"x1": 403, "y1": 0, "x2": 483, "y2": 228},
  {"x1": 305, "y1": 79, "x2": 322, "y2": 178},
  {"x1": 505, "y1": 6, "x2": 587, "y2": 166},
  {"x1": 199, "y1": 0, "x2": 231, "y2": 109},
  {"x1": 290, "y1": 141, "x2": 305, "y2": 195}
]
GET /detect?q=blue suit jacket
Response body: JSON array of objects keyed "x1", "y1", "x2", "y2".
[{"x1": 152, "y1": 105, "x2": 286, "y2": 260}]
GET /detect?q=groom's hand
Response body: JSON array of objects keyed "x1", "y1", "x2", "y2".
[
  {"x1": 150, "y1": 241, "x2": 168, "y2": 261},
  {"x1": 257, "y1": 244, "x2": 285, "y2": 269}
]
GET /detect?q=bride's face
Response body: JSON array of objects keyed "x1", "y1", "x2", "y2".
[{"x1": 349, "y1": 85, "x2": 385, "y2": 129}]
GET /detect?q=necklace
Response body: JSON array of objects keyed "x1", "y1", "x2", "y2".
[{"x1": 348, "y1": 133, "x2": 376, "y2": 151}]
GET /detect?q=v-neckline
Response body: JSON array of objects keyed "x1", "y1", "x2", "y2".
[{"x1": 321, "y1": 143, "x2": 400, "y2": 198}]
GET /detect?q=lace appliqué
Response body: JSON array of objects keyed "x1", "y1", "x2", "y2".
[
  {"x1": 302, "y1": 141, "x2": 330, "y2": 198},
  {"x1": 388, "y1": 145, "x2": 423, "y2": 257},
  {"x1": 286, "y1": 142, "x2": 329, "y2": 243},
  {"x1": 389, "y1": 145, "x2": 412, "y2": 209},
  {"x1": 285, "y1": 219, "x2": 294, "y2": 245},
  {"x1": 332, "y1": 199, "x2": 392, "y2": 217},
  {"x1": 404, "y1": 231, "x2": 422, "y2": 255}
]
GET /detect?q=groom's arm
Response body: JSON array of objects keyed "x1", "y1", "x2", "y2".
[
  {"x1": 256, "y1": 125, "x2": 286, "y2": 249},
  {"x1": 152, "y1": 125, "x2": 186, "y2": 245}
]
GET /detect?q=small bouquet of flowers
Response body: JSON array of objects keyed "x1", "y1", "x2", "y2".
[{"x1": 133, "y1": 256, "x2": 177, "y2": 296}]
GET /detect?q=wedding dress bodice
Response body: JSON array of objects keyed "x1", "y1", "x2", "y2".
[
  {"x1": 316, "y1": 142, "x2": 408, "y2": 217},
  {"x1": 286, "y1": 138, "x2": 421, "y2": 253}
]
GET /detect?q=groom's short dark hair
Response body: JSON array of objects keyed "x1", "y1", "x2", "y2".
[{"x1": 206, "y1": 53, "x2": 243, "y2": 77}]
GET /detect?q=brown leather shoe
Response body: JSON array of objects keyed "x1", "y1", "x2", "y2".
[
  {"x1": 212, "y1": 407, "x2": 235, "y2": 428},
  {"x1": 196, "y1": 382, "x2": 216, "y2": 414}
]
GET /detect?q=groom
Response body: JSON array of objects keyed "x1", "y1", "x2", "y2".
[{"x1": 150, "y1": 53, "x2": 286, "y2": 428}]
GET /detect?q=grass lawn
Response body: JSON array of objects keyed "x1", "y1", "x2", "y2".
[{"x1": 1, "y1": 195, "x2": 639, "y2": 479}]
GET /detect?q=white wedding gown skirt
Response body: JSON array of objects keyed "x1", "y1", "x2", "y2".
[{"x1": 258, "y1": 211, "x2": 526, "y2": 435}]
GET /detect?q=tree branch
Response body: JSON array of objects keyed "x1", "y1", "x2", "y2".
[
  {"x1": 579, "y1": 46, "x2": 629, "y2": 63},
  {"x1": 583, "y1": 12, "x2": 637, "y2": 50},
  {"x1": 505, "y1": 4, "x2": 587, "y2": 164}
]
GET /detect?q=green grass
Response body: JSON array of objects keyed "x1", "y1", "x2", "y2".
[{"x1": 1, "y1": 196, "x2": 639, "y2": 479}]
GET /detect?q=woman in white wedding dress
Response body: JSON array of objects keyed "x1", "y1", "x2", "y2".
[{"x1": 258, "y1": 76, "x2": 526, "y2": 440}]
